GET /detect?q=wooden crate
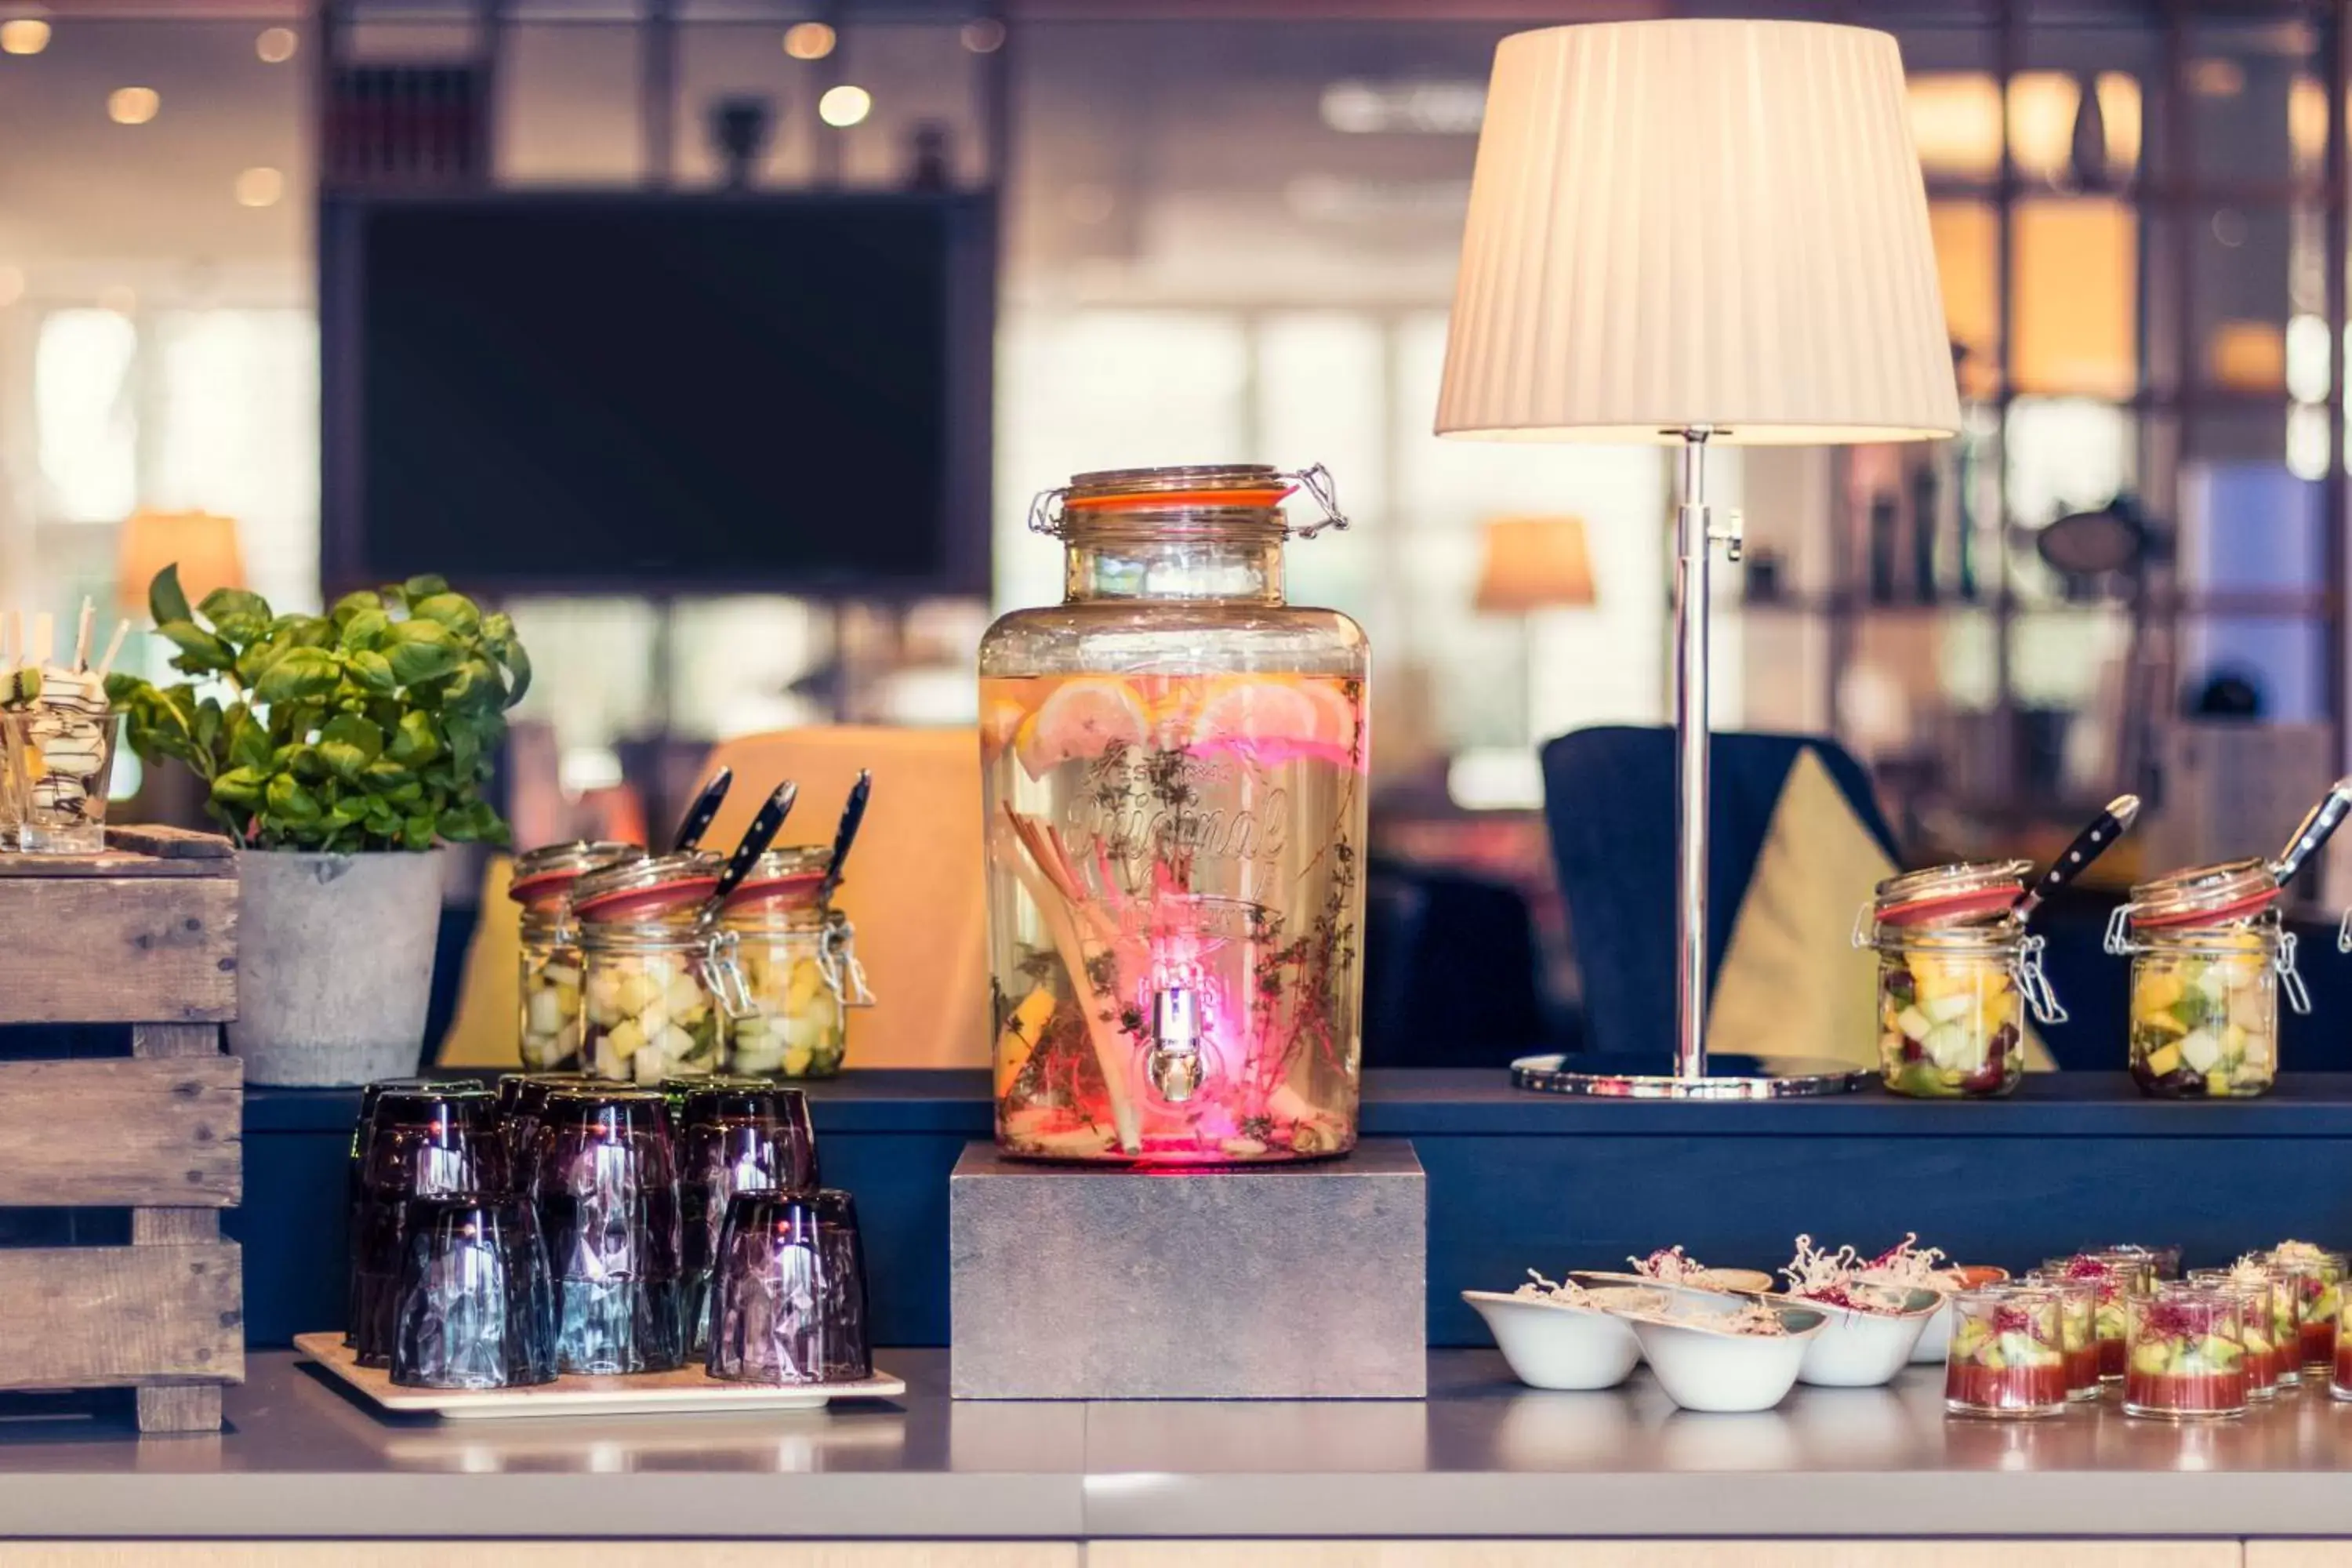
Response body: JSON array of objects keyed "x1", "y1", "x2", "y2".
[{"x1": 0, "y1": 824, "x2": 242, "y2": 1433}]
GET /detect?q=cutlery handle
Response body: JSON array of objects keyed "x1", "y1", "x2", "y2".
[
  {"x1": 817, "y1": 770, "x2": 873, "y2": 903},
  {"x1": 2016, "y1": 794, "x2": 2140, "y2": 922},
  {"x1": 2274, "y1": 776, "x2": 2352, "y2": 887},
  {"x1": 710, "y1": 781, "x2": 799, "y2": 909},
  {"x1": 669, "y1": 767, "x2": 735, "y2": 853}
]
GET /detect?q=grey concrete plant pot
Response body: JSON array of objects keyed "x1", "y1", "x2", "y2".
[{"x1": 230, "y1": 848, "x2": 445, "y2": 1087}]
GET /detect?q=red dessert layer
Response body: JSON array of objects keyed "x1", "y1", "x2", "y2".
[
  {"x1": 2125, "y1": 1367, "x2": 2249, "y2": 1414},
  {"x1": 1947, "y1": 1359, "x2": 2068, "y2": 1412},
  {"x1": 2064, "y1": 1344, "x2": 2102, "y2": 1396},
  {"x1": 2098, "y1": 1335, "x2": 2126, "y2": 1379},
  {"x1": 2334, "y1": 1343, "x2": 2352, "y2": 1396},
  {"x1": 2303, "y1": 1319, "x2": 2338, "y2": 1369}
]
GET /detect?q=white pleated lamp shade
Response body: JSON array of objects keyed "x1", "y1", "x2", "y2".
[{"x1": 1436, "y1": 19, "x2": 1962, "y2": 446}]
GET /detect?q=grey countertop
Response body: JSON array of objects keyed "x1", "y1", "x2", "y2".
[{"x1": 10, "y1": 1351, "x2": 2352, "y2": 1540}]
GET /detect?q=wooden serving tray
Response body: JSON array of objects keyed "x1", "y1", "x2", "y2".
[{"x1": 294, "y1": 1333, "x2": 905, "y2": 1420}]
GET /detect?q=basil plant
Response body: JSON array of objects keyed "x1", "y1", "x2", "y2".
[{"x1": 107, "y1": 566, "x2": 532, "y2": 853}]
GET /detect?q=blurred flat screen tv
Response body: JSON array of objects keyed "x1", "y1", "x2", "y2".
[{"x1": 321, "y1": 191, "x2": 993, "y2": 597}]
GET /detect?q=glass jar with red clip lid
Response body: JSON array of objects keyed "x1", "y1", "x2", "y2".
[
  {"x1": 510, "y1": 840, "x2": 643, "y2": 1071},
  {"x1": 1853, "y1": 861, "x2": 2063, "y2": 1098},
  {"x1": 2107, "y1": 858, "x2": 2306, "y2": 1098},
  {"x1": 573, "y1": 850, "x2": 728, "y2": 1084},
  {"x1": 710, "y1": 846, "x2": 873, "y2": 1079},
  {"x1": 979, "y1": 463, "x2": 1367, "y2": 1164}
]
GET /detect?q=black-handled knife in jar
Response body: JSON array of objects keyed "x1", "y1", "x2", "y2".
[
  {"x1": 703, "y1": 780, "x2": 800, "y2": 917},
  {"x1": 815, "y1": 769, "x2": 873, "y2": 906},
  {"x1": 668, "y1": 767, "x2": 735, "y2": 853},
  {"x1": 2014, "y1": 793, "x2": 2141, "y2": 924},
  {"x1": 2272, "y1": 775, "x2": 2352, "y2": 888}
]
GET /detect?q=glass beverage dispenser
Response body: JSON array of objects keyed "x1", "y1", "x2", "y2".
[{"x1": 979, "y1": 464, "x2": 1368, "y2": 1164}]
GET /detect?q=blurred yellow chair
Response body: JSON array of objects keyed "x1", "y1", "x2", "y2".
[
  {"x1": 437, "y1": 725, "x2": 988, "y2": 1072},
  {"x1": 696, "y1": 726, "x2": 988, "y2": 1069}
]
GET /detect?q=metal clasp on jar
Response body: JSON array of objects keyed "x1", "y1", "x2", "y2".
[
  {"x1": 819, "y1": 913, "x2": 876, "y2": 1008},
  {"x1": 2103, "y1": 905, "x2": 2134, "y2": 956},
  {"x1": 2278, "y1": 928, "x2": 2313, "y2": 1016},
  {"x1": 1849, "y1": 901, "x2": 1875, "y2": 950},
  {"x1": 701, "y1": 927, "x2": 757, "y2": 1021},
  {"x1": 2014, "y1": 934, "x2": 2067, "y2": 1025}
]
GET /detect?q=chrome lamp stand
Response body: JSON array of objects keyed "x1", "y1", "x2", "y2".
[{"x1": 1512, "y1": 427, "x2": 1872, "y2": 1099}]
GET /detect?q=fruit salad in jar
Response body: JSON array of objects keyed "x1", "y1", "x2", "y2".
[
  {"x1": 572, "y1": 851, "x2": 728, "y2": 1085},
  {"x1": 1945, "y1": 1287, "x2": 2069, "y2": 1418},
  {"x1": 1854, "y1": 862, "x2": 2059, "y2": 1098},
  {"x1": 2124, "y1": 1284, "x2": 2249, "y2": 1420},
  {"x1": 2107, "y1": 858, "x2": 2306, "y2": 1099},
  {"x1": 510, "y1": 841, "x2": 643, "y2": 1072},
  {"x1": 712, "y1": 848, "x2": 873, "y2": 1079}
]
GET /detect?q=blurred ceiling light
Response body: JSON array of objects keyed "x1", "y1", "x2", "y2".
[
  {"x1": 2208, "y1": 319, "x2": 2285, "y2": 391},
  {"x1": 234, "y1": 166, "x2": 283, "y2": 208},
  {"x1": 256, "y1": 26, "x2": 296, "y2": 64},
  {"x1": 0, "y1": 17, "x2": 49, "y2": 55},
  {"x1": 107, "y1": 86, "x2": 159, "y2": 125},
  {"x1": 0, "y1": 266, "x2": 23, "y2": 307},
  {"x1": 960, "y1": 18, "x2": 1004, "y2": 54},
  {"x1": 782, "y1": 21, "x2": 835, "y2": 61},
  {"x1": 2286, "y1": 314, "x2": 2332, "y2": 404},
  {"x1": 1319, "y1": 78, "x2": 1483, "y2": 135},
  {"x1": 2292, "y1": 74, "x2": 2328, "y2": 168},
  {"x1": 817, "y1": 83, "x2": 870, "y2": 128},
  {"x1": 1909, "y1": 71, "x2": 2140, "y2": 184},
  {"x1": 2288, "y1": 404, "x2": 2330, "y2": 481},
  {"x1": 2188, "y1": 57, "x2": 2245, "y2": 98}
]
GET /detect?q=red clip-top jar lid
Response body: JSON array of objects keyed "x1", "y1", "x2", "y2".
[
  {"x1": 571, "y1": 851, "x2": 723, "y2": 924},
  {"x1": 721, "y1": 844, "x2": 833, "y2": 910},
  {"x1": 1871, "y1": 860, "x2": 2031, "y2": 927},
  {"x1": 2124, "y1": 856, "x2": 2281, "y2": 931},
  {"x1": 509, "y1": 840, "x2": 644, "y2": 907}
]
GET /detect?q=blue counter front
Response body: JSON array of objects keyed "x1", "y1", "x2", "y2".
[{"x1": 238, "y1": 1068, "x2": 2352, "y2": 1349}]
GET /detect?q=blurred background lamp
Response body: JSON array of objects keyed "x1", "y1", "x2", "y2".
[
  {"x1": 1, "y1": 16, "x2": 49, "y2": 54},
  {"x1": 107, "y1": 86, "x2": 159, "y2": 125},
  {"x1": 1436, "y1": 18, "x2": 1960, "y2": 1098},
  {"x1": 117, "y1": 509, "x2": 245, "y2": 613},
  {"x1": 818, "y1": 84, "x2": 871, "y2": 128},
  {"x1": 1474, "y1": 514, "x2": 1595, "y2": 615}
]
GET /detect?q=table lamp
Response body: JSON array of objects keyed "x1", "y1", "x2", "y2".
[
  {"x1": 1436, "y1": 19, "x2": 1961, "y2": 1098},
  {"x1": 1475, "y1": 514, "x2": 1595, "y2": 750},
  {"x1": 117, "y1": 510, "x2": 244, "y2": 614}
]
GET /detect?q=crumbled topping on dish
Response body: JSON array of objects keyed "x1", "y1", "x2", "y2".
[
  {"x1": 1857, "y1": 1232, "x2": 1949, "y2": 1288},
  {"x1": 2229, "y1": 1253, "x2": 2276, "y2": 1287},
  {"x1": 1715, "y1": 1300, "x2": 1791, "y2": 1337},
  {"x1": 2273, "y1": 1239, "x2": 2332, "y2": 1265},
  {"x1": 1514, "y1": 1269, "x2": 1598, "y2": 1307},
  {"x1": 1783, "y1": 1234, "x2": 1910, "y2": 1315},
  {"x1": 1628, "y1": 1246, "x2": 1709, "y2": 1285}
]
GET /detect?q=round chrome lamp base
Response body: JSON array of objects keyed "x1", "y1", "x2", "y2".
[{"x1": 1510, "y1": 1052, "x2": 1874, "y2": 1100}]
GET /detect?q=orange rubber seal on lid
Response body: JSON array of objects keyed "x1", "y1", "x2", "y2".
[{"x1": 1062, "y1": 486, "x2": 1296, "y2": 510}]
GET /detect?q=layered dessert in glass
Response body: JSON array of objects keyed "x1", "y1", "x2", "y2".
[
  {"x1": 2123, "y1": 1284, "x2": 2248, "y2": 1420},
  {"x1": 1944, "y1": 1286, "x2": 2068, "y2": 1419}
]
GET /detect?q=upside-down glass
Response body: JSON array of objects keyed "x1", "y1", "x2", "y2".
[
  {"x1": 679, "y1": 1083, "x2": 819, "y2": 1355},
  {"x1": 351, "y1": 1083, "x2": 506, "y2": 1366},
  {"x1": 0, "y1": 705, "x2": 118, "y2": 855},
  {"x1": 981, "y1": 464, "x2": 1369, "y2": 1165},
  {"x1": 347, "y1": 1076, "x2": 475, "y2": 1348},
  {"x1": 533, "y1": 1085, "x2": 684, "y2": 1374},
  {"x1": 813, "y1": 1188, "x2": 872, "y2": 1381},
  {"x1": 1944, "y1": 1286, "x2": 2068, "y2": 1418},
  {"x1": 705, "y1": 1189, "x2": 871, "y2": 1385},
  {"x1": 2124, "y1": 1283, "x2": 2248, "y2": 1420},
  {"x1": 390, "y1": 1193, "x2": 557, "y2": 1390},
  {"x1": 495, "y1": 1072, "x2": 597, "y2": 1174},
  {"x1": 510, "y1": 840, "x2": 642, "y2": 1071}
]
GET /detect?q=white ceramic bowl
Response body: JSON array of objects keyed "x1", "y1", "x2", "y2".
[
  {"x1": 1464, "y1": 1289, "x2": 1647, "y2": 1392},
  {"x1": 1907, "y1": 1269, "x2": 2006, "y2": 1363},
  {"x1": 1624, "y1": 1305, "x2": 1827, "y2": 1414},
  {"x1": 1788, "y1": 1288, "x2": 1942, "y2": 1387}
]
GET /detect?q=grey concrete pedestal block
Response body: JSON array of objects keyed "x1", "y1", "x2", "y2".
[{"x1": 949, "y1": 1139, "x2": 1426, "y2": 1400}]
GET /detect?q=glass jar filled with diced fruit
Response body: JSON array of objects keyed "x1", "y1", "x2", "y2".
[
  {"x1": 1854, "y1": 861, "x2": 2063, "y2": 1098},
  {"x1": 712, "y1": 846, "x2": 873, "y2": 1079},
  {"x1": 510, "y1": 840, "x2": 644, "y2": 1071},
  {"x1": 573, "y1": 851, "x2": 728, "y2": 1084},
  {"x1": 2107, "y1": 858, "x2": 2308, "y2": 1099}
]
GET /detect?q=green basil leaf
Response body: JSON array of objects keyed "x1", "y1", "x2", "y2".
[
  {"x1": 387, "y1": 710, "x2": 442, "y2": 766},
  {"x1": 148, "y1": 564, "x2": 192, "y2": 630},
  {"x1": 329, "y1": 590, "x2": 383, "y2": 627},
  {"x1": 210, "y1": 766, "x2": 267, "y2": 809},
  {"x1": 158, "y1": 620, "x2": 234, "y2": 675},
  {"x1": 255, "y1": 647, "x2": 339, "y2": 706},
  {"x1": 402, "y1": 575, "x2": 451, "y2": 603},
  {"x1": 265, "y1": 773, "x2": 321, "y2": 823},
  {"x1": 386, "y1": 621, "x2": 463, "y2": 686},
  {"x1": 402, "y1": 811, "x2": 437, "y2": 851},
  {"x1": 226, "y1": 710, "x2": 273, "y2": 771},
  {"x1": 408, "y1": 592, "x2": 483, "y2": 639},
  {"x1": 197, "y1": 588, "x2": 272, "y2": 645},
  {"x1": 318, "y1": 713, "x2": 381, "y2": 782},
  {"x1": 339, "y1": 608, "x2": 392, "y2": 652},
  {"x1": 347, "y1": 649, "x2": 397, "y2": 693}
]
